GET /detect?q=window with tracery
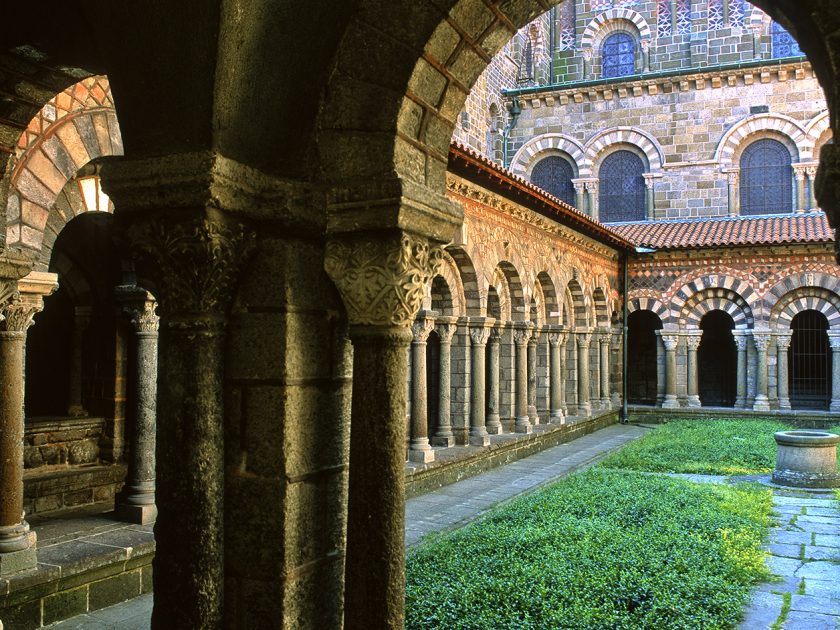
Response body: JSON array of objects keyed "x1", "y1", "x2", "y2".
[
  {"x1": 592, "y1": 0, "x2": 612, "y2": 10},
  {"x1": 676, "y1": 0, "x2": 692, "y2": 35},
  {"x1": 602, "y1": 32, "x2": 636, "y2": 78},
  {"x1": 558, "y1": 1, "x2": 576, "y2": 51},
  {"x1": 772, "y1": 21, "x2": 804, "y2": 58},
  {"x1": 739, "y1": 138, "x2": 793, "y2": 215},
  {"x1": 531, "y1": 156, "x2": 576, "y2": 207},
  {"x1": 599, "y1": 150, "x2": 646, "y2": 222},
  {"x1": 708, "y1": 0, "x2": 725, "y2": 30},
  {"x1": 657, "y1": 0, "x2": 673, "y2": 37},
  {"x1": 729, "y1": 0, "x2": 747, "y2": 27}
]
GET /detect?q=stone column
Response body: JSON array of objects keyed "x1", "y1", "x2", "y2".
[
  {"x1": 776, "y1": 332, "x2": 792, "y2": 410},
  {"x1": 577, "y1": 331, "x2": 592, "y2": 417},
  {"x1": 432, "y1": 317, "x2": 458, "y2": 446},
  {"x1": 640, "y1": 38, "x2": 651, "y2": 72},
  {"x1": 599, "y1": 331, "x2": 611, "y2": 408},
  {"x1": 753, "y1": 332, "x2": 772, "y2": 411},
  {"x1": 591, "y1": 332, "x2": 602, "y2": 410},
  {"x1": 324, "y1": 229, "x2": 447, "y2": 630},
  {"x1": 66, "y1": 306, "x2": 91, "y2": 417},
  {"x1": 828, "y1": 332, "x2": 840, "y2": 413},
  {"x1": 581, "y1": 48, "x2": 592, "y2": 79},
  {"x1": 610, "y1": 330, "x2": 622, "y2": 408},
  {"x1": 468, "y1": 318, "x2": 494, "y2": 446},
  {"x1": 114, "y1": 288, "x2": 160, "y2": 525},
  {"x1": 734, "y1": 332, "x2": 749, "y2": 408},
  {"x1": 527, "y1": 327, "x2": 540, "y2": 425},
  {"x1": 122, "y1": 213, "x2": 256, "y2": 629},
  {"x1": 513, "y1": 322, "x2": 533, "y2": 433},
  {"x1": 586, "y1": 181, "x2": 598, "y2": 219},
  {"x1": 0, "y1": 271, "x2": 57, "y2": 576},
  {"x1": 568, "y1": 335, "x2": 578, "y2": 413},
  {"x1": 547, "y1": 326, "x2": 566, "y2": 424},
  {"x1": 486, "y1": 325, "x2": 503, "y2": 435},
  {"x1": 573, "y1": 180, "x2": 586, "y2": 212},
  {"x1": 409, "y1": 312, "x2": 436, "y2": 463},
  {"x1": 806, "y1": 165, "x2": 819, "y2": 210},
  {"x1": 794, "y1": 165, "x2": 808, "y2": 212},
  {"x1": 725, "y1": 169, "x2": 740, "y2": 216},
  {"x1": 643, "y1": 175, "x2": 656, "y2": 219},
  {"x1": 661, "y1": 333, "x2": 680, "y2": 409},
  {"x1": 685, "y1": 332, "x2": 702, "y2": 408}
]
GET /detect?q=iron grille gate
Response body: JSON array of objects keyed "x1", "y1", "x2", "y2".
[{"x1": 789, "y1": 310, "x2": 831, "y2": 410}]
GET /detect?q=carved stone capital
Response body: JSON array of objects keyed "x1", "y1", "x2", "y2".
[
  {"x1": 775, "y1": 333, "x2": 792, "y2": 350},
  {"x1": 411, "y1": 314, "x2": 435, "y2": 343},
  {"x1": 576, "y1": 331, "x2": 592, "y2": 348},
  {"x1": 115, "y1": 285, "x2": 160, "y2": 333},
  {"x1": 435, "y1": 316, "x2": 459, "y2": 344},
  {"x1": 752, "y1": 333, "x2": 772, "y2": 351},
  {"x1": 661, "y1": 334, "x2": 679, "y2": 352},
  {"x1": 733, "y1": 333, "x2": 748, "y2": 351},
  {"x1": 125, "y1": 215, "x2": 256, "y2": 325},
  {"x1": 489, "y1": 324, "x2": 504, "y2": 343},
  {"x1": 828, "y1": 332, "x2": 840, "y2": 350},
  {"x1": 513, "y1": 322, "x2": 533, "y2": 346},
  {"x1": 325, "y1": 231, "x2": 443, "y2": 327},
  {"x1": 547, "y1": 325, "x2": 567, "y2": 346},
  {"x1": 685, "y1": 333, "x2": 702, "y2": 351},
  {"x1": 468, "y1": 317, "x2": 495, "y2": 346},
  {"x1": 0, "y1": 271, "x2": 58, "y2": 332}
]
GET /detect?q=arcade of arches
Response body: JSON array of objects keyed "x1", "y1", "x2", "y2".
[{"x1": 2, "y1": 2, "x2": 840, "y2": 629}]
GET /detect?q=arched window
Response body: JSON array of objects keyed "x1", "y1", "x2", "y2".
[
  {"x1": 698, "y1": 310, "x2": 736, "y2": 407},
  {"x1": 739, "y1": 139, "x2": 793, "y2": 215},
  {"x1": 602, "y1": 32, "x2": 636, "y2": 78},
  {"x1": 772, "y1": 21, "x2": 804, "y2": 58},
  {"x1": 598, "y1": 150, "x2": 645, "y2": 222},
  {"x1": 789, "y1": 310, "x2": 831, "y2": 410},
  {"x1": 531, "y1": 156, "x2": 576, "y2": 206}
]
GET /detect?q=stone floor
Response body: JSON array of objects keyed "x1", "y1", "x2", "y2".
[
  {"x1": 738, "y1": 489, "x2": 840, "y2": 630},
  {"x1": 43, "y1": 422, "x2": 646, "y2": 628}
]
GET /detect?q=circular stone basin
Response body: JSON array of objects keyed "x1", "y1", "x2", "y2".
[{"x1": 772, "y1": 430, "x2": 840, "y2": 489}]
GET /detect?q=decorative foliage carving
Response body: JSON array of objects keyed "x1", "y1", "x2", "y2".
[
  {"x1": 325, "y1": 233, "x2": 443, "y2": 327},
  {"x1": 513, "y1": 323, "x2": 533, "y2": 345},
  {"x1": 411, "y1": 316, "x2": 435, "y2": 343},
  {"x1": 126, "y1": 217, "x2": 256, "y2": 318},
  {"x1": 0, "y1": 294, "x2": 42, "y2": 332},
  {"x1": 469, "y1": 324, "x2": 492, "y2": 346},
  {"x1": 126, "y1": 300, "x2": 160, "y2": 333}
]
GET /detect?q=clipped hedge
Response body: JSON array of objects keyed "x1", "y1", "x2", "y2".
[{"x1": 406, "y1": 469, "x2": 772, "y2": 629}]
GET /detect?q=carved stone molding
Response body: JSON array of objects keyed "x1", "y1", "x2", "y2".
[
  {"x1": 685, "y1": 334, "x2": 702, "y2": 351},
  {"x1": 775, "y1": 333, "x2": 793, "y2": 350},
  {"x1": 576, "y1": 331, "x2": 592, "y2": 348},
  {"x1": 733, "y1": 334, "x2": 749, "y2": 351},
  {"x1": 324, "y1": 232, "x2": 443, "y2": 327},
  {"x1": 661, "y1": 334, "x2": 678, "y2": 352},
  {"x1": 752, "y1": 333, "x2": 772, "y2": 351},
  {"x1": 0, "y1": 271, "x2": 58, "y2": 332},
  {"x1": 411, "y1": 316, "x2": 435, "y2": 343},
  {"x1": 435, "y1": 317, "x2": 459, "y2": 344},
  {"x1": 126, "y1": 216, "x2": 256, "y2": 323},
  {"x1": 513, "y1": 322, "x2": 534, "y2": 346}
]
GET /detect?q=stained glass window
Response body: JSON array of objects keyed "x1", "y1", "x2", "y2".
[
  {"x1": 676, "y1": 0, "x2": 692, "y2": 34},
  {"x1": 599, "y1": 150, "x2": 646, "y2": 222},
  {"x1": 531, "y1": 156, "x2": 576, "y2": 207},
  {"x1": 729, "y1": 0, "x2": 747, "y2": 27},
  {"x1": 592, "y1": 0, "x2": 612, "y2": 10},
  {"x1": 708, "y1": 0, "x2": 724, "y2": 30},
  {"x1": 739, "y1": 139, "x2": 793, "y2": 215},
  {"x1": 602, "y1": 33, "x2": 636, "y2": 78},
  {"x1": 558, "y1": 1, "x2": 576, "y2": 51},
  {"x1": 657, "y1": 0, "x2": 673, "y2": 38},
  {"x1": 772, "y1": 21, "x2": 804, "y2": 58}
]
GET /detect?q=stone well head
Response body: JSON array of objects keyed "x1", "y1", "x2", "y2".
[{"x1": 772, "y1": 430, "x2": 840, "y2": 489}]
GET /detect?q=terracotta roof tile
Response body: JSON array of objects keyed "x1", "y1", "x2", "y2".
[{"x1": 608, "y1": 212, "x2": 835, "y2": 249}]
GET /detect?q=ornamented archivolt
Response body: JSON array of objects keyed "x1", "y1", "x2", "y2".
[{"x1": 325, "y1": 233, "x2": 443, "y2": 327}]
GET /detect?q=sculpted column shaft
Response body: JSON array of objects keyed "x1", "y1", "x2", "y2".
[
  {"x1": 661, "y1": 334, "x2": 679, "y2": 409},
  {"x1": 0, "y1": 272, "x2": 56, "y2": 576},
  {"x1": 469, "y1": 318, "x2": 494, "y2": 447},
  {"x1": 577, "y1": 332, "x2": 592, "y2": 417},
  {"x1": 513, "y1": 323, "x2": 533, "y2": 433},
  {"x1": 686, "y1": 333, "x2": 702, "y2": 408},
  {"x1": 734, "y1": 333, "x2": 748, "y2": 408},
  {"x1": 67, "y1": 306, "x2": 91, "y2": 417},
  {"x1": 829, "y1": 333, "x2": 840, "y2": 412},
  {"x1": 486, "y1": 326, "x2": 503, "y2": 435},
  {"x1": 432, "y1": 318, "x2": 457, "y2": 446},
  {"x1": 325, "y1": 230, "x2": 444, "y2": 630},
  {"x1": 591, "y1": 334, "x2": 602, "y2": 408},
  {"x1": 527, "y1": 329, "x2": 540, "y2": 425},
  {"x1": 599, "y1": 332, "x2": 610, "y2": 408},
  {"x1": 794, "y1": 166, "x2": 808, "y2": 212},
  {"x1": 776, "y1": 333, "x2": 792, "y2": 410},
  {"x1": 409, "y1": 313, "x2": 435, "y2": 463},
  {"x1": 753, "y1": 333, "x2": 771, "y2": 412},
  {"x1": 115, "y1": 290, "x2": 159, "y2": 524},
  {"x1": 126, "y1": 216, "x2": 255, "y2": 629},
  {"x1": 548, "y1": 328, "x2": 566, "y2": 424}
]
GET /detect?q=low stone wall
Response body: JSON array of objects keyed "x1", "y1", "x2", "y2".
[
  {"x1": 627, "y1": 406, "x2": 838, "y2": 428},
  {"x1": 24, "y1": 417, "x2": 106, "y2": 469},
  {"x1": 23, "y1": 464, "x2": 127, "y2": 516},
  {"x1": 406, "y1": 411, "x2": 619, "y2": 498}
]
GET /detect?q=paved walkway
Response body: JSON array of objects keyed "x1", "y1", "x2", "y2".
[
  {"x1": 739, "y1": 489, "x2": 840, "y2": 630},
  {"x1": 45, "y1": 422, "x2": 646, "y2": 628}
]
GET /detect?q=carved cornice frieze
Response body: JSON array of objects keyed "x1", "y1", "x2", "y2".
[{"x1": 324, "y1": 232, "x2": 443, "y2": 327}]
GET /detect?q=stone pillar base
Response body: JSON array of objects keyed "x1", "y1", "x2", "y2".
[
  {"x1": 549, "y1": 410, "x2": 564, "y2": 425},
  {"x1": 0, "y1": 532, "x2": 36, "y2": 576},
  {"x1": 831, "y1": 400, "x2": 840, "y2": 413},
  {"x1": 469, "y1": 432, "x2": 491, "y2": 447},
  {"x1": 779, "y1": 399, "x2": 791, "y2": 410},
  {"x1": 67, "y1": 405, "x2": 88, "y2": 418},
  {"x1": 687, "y1": 396, "x2": 701, "y2": 408},
  {"x1": 753, "y1": 396, "x2": 770, "y2": 412},
  {"x1": 430, "y1": 435, "x2": 455, "y2": 447},
  {"x1": 599, "y1": 397, "x2": 610, "y2": 409},
  {"x1": 528, "y1": 406, "x2": 539, "y2": 426},
  {"x1": 514, "y1": 416, "x2": 532, "y2": 434},
  {"x1": 409, "y1": 447, "x2": 435, "y2": 463},
  {"x1": 485, "y1": 418, "x2": 503, "y2": 435},
  {"x1": 116, "y1": 502, "x2": 158, "y2": 525},
  {"x1": 662, "y1": 396, "x2": 679, "y2": 409},
  {"x1": 734, "y1": 398, "x2": 746, "y2": 409}
]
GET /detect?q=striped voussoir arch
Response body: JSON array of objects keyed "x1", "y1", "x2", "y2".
[
  {"x1": 586, "y1": 127, "x2": 663, "y2": 171},
  {"x1": 680, "y1": 288, "x2": 755, "y2": 329},
  {"x1": 715, "y1": 113, "x2": 810, "y2": 164},
  {"x1": 628, "y1": 297, "x2": 668, "y2": 324},
  {"x1": 509, "y1": 133, "x2": 590, "y2": 179},
  {"x1": 764, "y1": 270, "x2": 840, "y2": 309},
  {"x1": 771, "y1": 289, "x2": 840, "y2": 330},
  {"x1": 580, "y1": 8, "x2": 652, "y2": 49}
]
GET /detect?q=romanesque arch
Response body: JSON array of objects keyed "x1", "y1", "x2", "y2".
[
  {"x1": 425, "y1": 249, "x2": 467, "y2": 316},
  {"x1": 679, "y1": 288, "x2": 755, "y2": 330},
  {"x1": 592, "y1": 286, "x2": 610, "y2": 328},
  {"x1": 586, "y1": 127, "x2": 664, "y2": 171},
  {"x1": 488, "y1": 266, "x2": 512, "y2": 321},
  {"x1": 670, "y1": 273, "x2": 758, "y2": 325},
  {"x1": 628, "y1": 296, "x2": 669, "y2": 323},
  {"x1": 509, "y1": 133, "x2": 590, "y2": 179},
  {"x1": 536, "y1": 271, "x2": 560, "y2": 325},
  {"x1": 580, "y1": 8, "x2": 652, "y2": 53},
  {"x1": 769, "y1": 287, "x2": 840, "y2": 330},
  {"x1": 715, "y1": 113, "x2": 809, "y2": 165},
  {"x1": 566, "y1": 277, "x2": 589, "y2": 328},
  {"x1": 495, "y1": 261, "x2": 526, "y2": 321},
  {"x1": 445, "y1": 245, "x2": 482, "y2": 317}
]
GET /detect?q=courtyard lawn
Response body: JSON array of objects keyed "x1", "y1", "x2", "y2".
[
  {"x1": 406, "y1": 469, "x2": 772, "y2": 630},
  {"x1": 599, "y1": 419, "x2": 798, "y2": 475}
]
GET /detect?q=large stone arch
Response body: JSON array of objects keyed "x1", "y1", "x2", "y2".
[
  {"x1": 679, "y1": 288, "x2": 755, "y2": 330},
  {"x1": 592, "y1": 285, "x2": 610, "y2": 328},
  {"x1": 628, "y1": 296, "x2": 669, "y2": 324},
  {"x1": 806, "y1": 110, "x2": 833, "y2": 156},
  {"x1": 445, "y1": 245, "x2": 482, "y2": 316},
  {"x1": 509, "y1": 133, "x2": 590, "y2": 179},
  {"x1": 715, "y1": 113, "x2": 809, "y2": 165},
  {"x1": 769, "y1": 287, "x2": 840, "y2": 330},
  {"x1": 670, "y1": 273, "x2": 758, "y2": 321},
  {"x1": 566, "y1": 276, "x2": 589, "y2": 328},
  {"x1": 586, "y1": 127, "x2": 664, "y2": 172},
  {"x1": 489, "y1": 265, "x2": 513, "y2": 321},
  {"x1": 495, "y1": 260, "x2": 527, "y2": 321},
  {"x1": 424, "y1": 248, "x2": 466, "y2": 316},
  {"x1": 580, "y1": 8, "x2": 652, "y2": 50},
  {"x1": 535, "y1": 270, "x2": 560, "y2": 325}
]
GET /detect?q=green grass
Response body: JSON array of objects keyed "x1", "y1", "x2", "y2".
[
  {"x1": 406, "y1": 469, "x2": 772, "y2": 630},
  {"x1": 599, "y1": 420, "x2": 797, "y2": 475}
]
